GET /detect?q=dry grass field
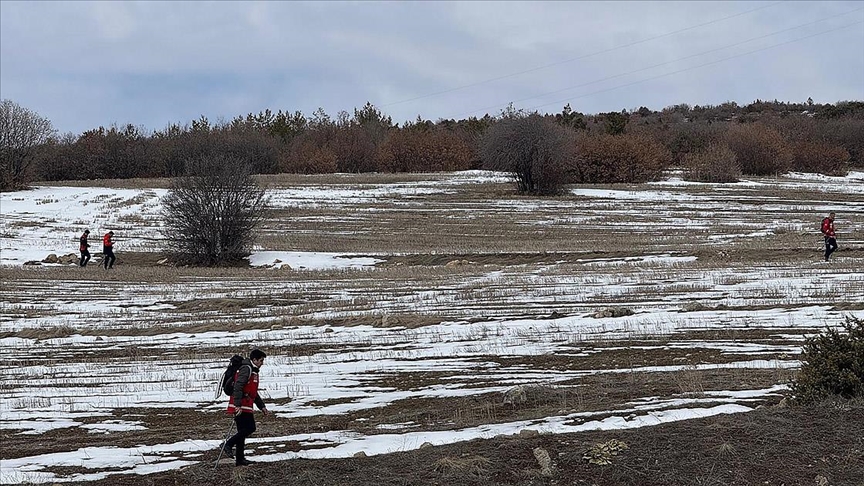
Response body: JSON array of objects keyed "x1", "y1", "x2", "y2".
[{"x1": 1, "y1": 170, "x2": 862, "y2": 485}]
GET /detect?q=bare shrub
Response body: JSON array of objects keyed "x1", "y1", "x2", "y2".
[
  {"x1": 0, "y1": 99, "x2": 56, "y2": 190},
  {"x1": 480, "y1": 114, "x2": 571, "y2": 195},
  {"x1": 683, "y1": 143, "x2": 741, "y2": 183},
  {"x1": 790, "y1": 140, "x2": 849, "y2": 176},
  {"x1": 571, "y1": 133, "x2": 670, "y2": 183},
  {"x1": 160, "y1": 155, "x2": 268, "y2": 266},
  {"x1": 725, "y1": 123, "x2": 792, "y2": 175},
  {"x1": 820, "y1": 118, "x2": 864, "y2": 167},
  {"x1": 283, "y1": 129, "x2": 338, "y2": 174},
  {"x1": 379, "y1": 129, "x2": 473, "y2": 172},
  {"x1": 332, "y1": 126, "x2": 379, "y2": 173},
  {"x1": 665, "y1": 122, "x2": 725, "y2": 165}
]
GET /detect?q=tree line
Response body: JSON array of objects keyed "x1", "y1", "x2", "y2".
[{"x1": 2, "y1": 98, "x2": 862, "y2": 193}]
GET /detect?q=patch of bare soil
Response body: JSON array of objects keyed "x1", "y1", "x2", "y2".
[{"x1": 75, "y1": 399, "x2": 863, "y2": 486}]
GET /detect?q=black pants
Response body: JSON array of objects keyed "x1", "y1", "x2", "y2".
[
  {"x1": 103, "y1": 247, "x2": 115, "y2": 269},
  {"x1": 80, "y1": 250, "x2": 90, "y2": 267},
  {"x1": 825, "y1": 237, "x2": 838, "y2": 261},
  {"x1": 225, "y1": 412, "x2": 256, "y2": 463}
]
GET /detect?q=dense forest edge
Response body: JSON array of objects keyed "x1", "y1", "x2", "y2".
[{"x1": 2, "y1": 98, "x2": 863, "y2": 192}]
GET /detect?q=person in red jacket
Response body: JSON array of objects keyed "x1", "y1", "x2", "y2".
[
  {"x1": 79, "y1": 230, "x2": 91, "y2": 267},
  {"x1": 821, "y1": 212, "x2": 837, "y2": 262},
  {"x1": 223, "y1": 349, "x2": 268, "y2": 466},
  {"x1": 102, "y1": 231, "x2": 115, "y2": 269}
]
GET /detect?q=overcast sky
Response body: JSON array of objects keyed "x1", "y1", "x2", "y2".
[{"x1": 2, "y1": 1, "x2": 862, "y2": 135}]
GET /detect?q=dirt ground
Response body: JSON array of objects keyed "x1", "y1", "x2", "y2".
[{"x1": 64, "y1": 399, "x2": 863, "y2": 486}]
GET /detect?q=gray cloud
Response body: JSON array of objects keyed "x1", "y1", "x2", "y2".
[{"x1": 2, "y1": 1, "x2": 862, "y2": 134}]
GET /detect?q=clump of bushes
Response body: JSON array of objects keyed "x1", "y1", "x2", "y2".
[
  {"x1": 571, "y1": 133, "x2": 670, "y2": 183},
  {"x1": 683, "y1": 143, "x2": 741, "y2": 183},
  {"x1": 725, "y1": 123, "x2": 792, "y2": 175},
  {"x1": 790, "y1": 316, "x2": 864, "y2": 403},
  {"x1": 790, "y1": 140, "x2": 849, "y2": 176}
]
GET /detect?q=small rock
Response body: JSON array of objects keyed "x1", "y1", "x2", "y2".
[
  {"x1": 815, "y1": 475, "x2": 829, "y2": 486},
  {"x1": 23, "y1": 260, "x2": 41, "y2": 266},
  {"x1": 42, "y1": 253, "x2": 59, "y2": 264},
  {"x1": 353, "y1": 451, "x2": 367, "y2": 458},
  {"x1": 519, "y1": 429, "x2": 540, "y2": 437},
  {"x1": 419, "y1": 442, "x2": 434, "y2": 449}
]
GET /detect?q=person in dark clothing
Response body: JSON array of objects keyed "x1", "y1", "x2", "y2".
[
  {"x1": 79, "y1": 230, "x2": 91, "y2": 267},
  {"x1": 224, "y1": 349, "x2": 268, "y2": 466},
  {"x1": 102, "y1": 231, "x2": 115, "y2": 269},
  {"x1": 821, "y1": 212, "x2": 838, "y2": 262}
]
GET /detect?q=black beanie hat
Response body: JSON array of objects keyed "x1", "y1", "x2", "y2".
[{"x1": 250, "y1": 349, "x2": 267, "y2": 360}]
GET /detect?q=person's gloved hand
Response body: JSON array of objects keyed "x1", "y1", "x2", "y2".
[{"x1": 261, "y1": 407, "x2": 269, "y2": 416}]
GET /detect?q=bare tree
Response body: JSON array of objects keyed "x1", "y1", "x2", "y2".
[
  {"x1": 480, "y1": 114, "x2": 572, "y2": 195},
  {"x1": 160, "y1": 155, "x2": 268, "y2": 266},
  {"x1": 0, "y1": 99, "x2": 56, "y2": 191}
]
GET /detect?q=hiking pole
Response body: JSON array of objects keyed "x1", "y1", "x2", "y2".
[{"x1": 214, "y1": 418, "x2": 235, "y2": 470}]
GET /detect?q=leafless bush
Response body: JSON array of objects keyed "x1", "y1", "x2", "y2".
[
  {"x1": 0, "y1": 99, "x2": 56, "y2": 190},
  {"x1": 572, "y1": 133, "x2": 670, "y2": 183},
  {"x1": 683, "y1": 143, "x2": 741, "y2": 183},
  {"x1": 160, "y1": 155, "x2": 268, "y2": 266},
  {"x1": 480, "y1": 115, "x2": 571, "y2": 195},
  {"x1": 725, "y1": 123, "x2": 792, "y2": 175},
  {"x1": 790, "y1": 140, "x2": 849, "y2": 176},
  {"x1": 379, "y1": 128, "x2": 473, "y2": 172},
  {"x1": 282, "y1": 128, "x2": 338, "y2": 174},
  {"x1": 665, "y1": 122, "x2": 726, "y2": 165},
  {"x1": 332, "y1": 126, "x2": 380, "y2": 173}
]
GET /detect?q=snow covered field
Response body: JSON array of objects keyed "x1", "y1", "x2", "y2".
[{"x1": 1, "y1": 170, "x2": 862, "y2": 484}]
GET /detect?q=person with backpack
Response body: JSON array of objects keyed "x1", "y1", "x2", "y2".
[
  {"x1": 102, "y1": 231, "x2": 115, "y2": 269},
  {"x1": 223, "y1": 349, "x2": 268, "y2": 466},
  {"x1": 79, "y1": 230, "x2": 91, "y2": 267},
  {"x1": 821, "y1": 212, "x2": 838, "y2": 262}
]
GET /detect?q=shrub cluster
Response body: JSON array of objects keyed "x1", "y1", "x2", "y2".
[
  {"x1": 790, "y1": 316, "x2": 864, "y2": 403},
  {"x1": 725, "y1": 123, "x2": 792, "y2": 175},
  {"x1": 790, "y1": 140, "x2": 850, "y2": 176},
  {"x1": 4, "y1": 98, "x2": 864, "y2": 192},
  {"x1": 682, "y1": 143, "x2": 741, "y2": 183},
  {"x1": 571, "y1": 133, "x2": 670, "y2": 183}
]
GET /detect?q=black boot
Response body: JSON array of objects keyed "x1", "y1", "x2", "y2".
[{"x1": 221, "y1": 444, "x2": 234, "y2": 458}]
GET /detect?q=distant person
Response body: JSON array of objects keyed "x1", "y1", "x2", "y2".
[
  {"x1": 821, "y1": 212, "x2": 838, "y2": 262},
  {"x1": 79, "y1": 229, "x2": 91, "y2": 267},
  {"x1": 102, "y1": 231, "x2": 116, "y2": 269},
  {"x1": 223, "y1": 349, "x2": 269, "y2": 467}
]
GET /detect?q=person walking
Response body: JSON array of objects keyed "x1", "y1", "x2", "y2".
[
  {"x1": 102, "y1": 231, "x2": 116, "y2": 269},
  {"x1": 821, "y1": 212, "x2": 838, "y2": 262},
  {"x1": 223, "y1": 349, "x2": 269, "y2": 466},
  {"x1": 79, "y1": 230, "x2": 91, "y2": 267}
]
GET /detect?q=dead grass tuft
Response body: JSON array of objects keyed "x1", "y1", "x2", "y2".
[{"x1": 432, "y1": 455, "x2": 491, "y2": 477}]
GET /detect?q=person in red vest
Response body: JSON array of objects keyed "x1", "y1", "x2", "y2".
[
  {"x1": 79, "y1": 230, "x2": 91, "y2": 267},
  {"x1": 102, "y1": 231, "x2": 116, "y2": 269},
  {"x1": 821, "y1": 212, "x2": 837, "y2": 262},
  {"x1": 223, "y1": 349, "x2": 269, "y2": 466}
]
